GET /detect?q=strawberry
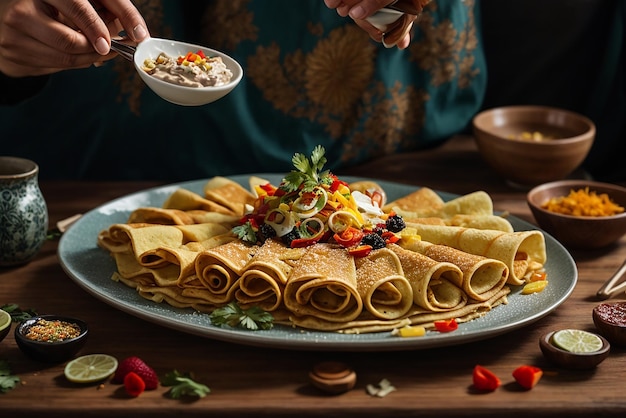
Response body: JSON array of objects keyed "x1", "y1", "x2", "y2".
[{"x1": 112, "y1": 356, "x2": 159, "y2": 390}]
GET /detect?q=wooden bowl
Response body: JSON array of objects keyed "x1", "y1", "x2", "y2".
[
  {"x1": 539, "y1": 331, "x2": 610, "y2": 369},
  {"x1": 527, "y1": 180, "x2": 626, "y2": 249},
  {"x1": 473, "y1": 106, "x2": 595, "y2": 186},
  {"x1": 592, "y1": 302, "x2": 626, "y2": 348}
]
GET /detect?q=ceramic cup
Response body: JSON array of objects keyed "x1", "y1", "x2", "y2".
[{"x1": 0, "y1": 157, "x2": 48, "y2": 266}]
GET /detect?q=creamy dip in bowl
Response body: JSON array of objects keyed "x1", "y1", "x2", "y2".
[{"x1": 133, "y1": 37, "x2": 243, "y2": 106}]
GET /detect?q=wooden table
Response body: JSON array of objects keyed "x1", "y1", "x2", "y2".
[{"x1": 2, "y1": 136, "x2": 625, "y2": 417}]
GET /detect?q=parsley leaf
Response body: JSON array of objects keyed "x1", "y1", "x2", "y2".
[
  {"x1": 1, "y1": 304, "x2": 37, "y2": 322},
  {"x1": 0, "y1": 360, "x2": 20, "y2": 394},
  {"x1": 232, "y1": 221, "x2": 257, "y2": 243},
  {"x1": 209, "y1": 302, "x2": 274, "y2": 330},
  {"x1": 281, "y1": 146, "x2": 331, "y2": 193},
  {"x1": 162, "y1": 370, "x2": 210, "y2": 399}
]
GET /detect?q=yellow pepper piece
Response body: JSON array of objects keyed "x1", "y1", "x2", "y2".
[
  {"x1": 521, "y1": 280, "x2": 548, "y2": 295},
  {"x1": 396, "y1": 326, "x2": 426, "y2": 338}
]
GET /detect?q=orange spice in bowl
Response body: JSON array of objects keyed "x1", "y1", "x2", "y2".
[
  {"x1": 527, "y1": 180, "x2": 626, "y2": 249},
  {"x1": 541, "y1": 187, "x2": 625, "y2": 217}
]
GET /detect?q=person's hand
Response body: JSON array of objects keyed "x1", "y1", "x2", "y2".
[
  {"x1": 0, "y1": 0, "x2": 149, "y2": 77},
  {"x1": 323, "y1": 0, "x2": 429, "y2": 49}
]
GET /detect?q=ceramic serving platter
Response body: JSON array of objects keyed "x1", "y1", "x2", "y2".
[{"x1": 58, "y1": 175, "x2": 577, "y2": 351}]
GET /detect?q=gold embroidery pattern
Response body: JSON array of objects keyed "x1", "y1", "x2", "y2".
[
  {"x1": 409, "y1": 0, "x2": 479, "y2": 88},
  {"x1": 181, "y1": 1, "x2": 479, "y2": 165},
  {"x1": 202, "y1": 0, "x2": 257, "y2": 50},
  {"x1": 113, "y1": 0, "x2": 169, "y2": 115}
]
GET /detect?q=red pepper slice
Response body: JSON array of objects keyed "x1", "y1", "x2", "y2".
[
  {"x1": 472, "y1": 365, "x2": 501, "y2": 392},
  {"x1": 333, "y1": 226, "x2": 364, "y2": 248},
  {"x1": 348, "y1": 244, "x2": 372, "y2": 258},
  {"x1": 380, "y1": 231, "x2": 400, "y2": 244},
  {"x1": 512, "y1": 365, "x2": 543, "y2": 390},
  {"x1": 329, "y1": 177, "x2": 348, "y2": 193},
  {"x1": 259, "y1": 182, "x2": 277, "y2": 196},
  {"x1": 124, "y1": 372, "x2": 146, "y2": 397},
  {"x1": 434, "y1": 318, "x2": 458, "y2": 333},
  {"x1": 196, "y1": 49, "x2": 206, "y2": 59}
]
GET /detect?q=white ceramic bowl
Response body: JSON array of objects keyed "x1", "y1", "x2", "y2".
[{"x1": 134, "y1": 37, "x2": 243, "y2": 106}]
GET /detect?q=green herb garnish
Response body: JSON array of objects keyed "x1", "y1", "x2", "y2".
[
  {"x1": 232, "y1": 221, "x2": 257, "y2": 244},
  {"x1": 281, "y1": 145, "x2": 332, "y2": 193},
  {"x1": 209, "y1": 302, "x2": 274, "y2": 330},
  {"x1": 1, "y1": 304, "x2": 37, "y2": 322},
  {"x1": 0, "y1": 360, "x2": 20, "y2": 394},
  {"x1": 162, "y1": 370, "x2": 210, "y2": 399}
]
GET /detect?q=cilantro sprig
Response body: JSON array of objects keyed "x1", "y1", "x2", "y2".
[
  {"x1": 0, "y1": 360, "x2": 20, "y2": 394},
  {"x1": 281, "y1": 145, "x2": 332, "y2": 193},
  {"x1": 232, "y1": 221, "x2": 256, "y2": 243},
  {"x1": 209, "y1": 302, "x2": 274, "y2": 330},
  {"x1": 162, "y1": 370, "x2": 210, "y2": 399}
]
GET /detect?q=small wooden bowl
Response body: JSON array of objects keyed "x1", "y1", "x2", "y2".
[
  {"x1": 473, "y1": 106, "x2": 595, "y2": 186},
  {"x1": 309, "y1": 361, "x2": 357, "y2": 394},
  {"x1": 592, "y1": 302, "x2": 626, "y2": 348},
  {"x1": 527, "y1": 180, "x2": 626, "y2": 249},
  {"x1": 539, "y1": 331, "x2": 610, "y2": 369}
]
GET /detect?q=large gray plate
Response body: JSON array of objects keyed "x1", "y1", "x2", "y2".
[{"x1": 58, "y1": 175, "x2": 577, "y2": 351}]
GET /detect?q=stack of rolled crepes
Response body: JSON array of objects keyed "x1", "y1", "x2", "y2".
[{"x1": 97, "y1": 177, "x2": 547, "y2": 334}]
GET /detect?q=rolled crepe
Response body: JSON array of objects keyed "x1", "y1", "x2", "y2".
[
  {"x1": 98, "y1": 223, "x2": 183, "y2": 255},
  {"x1": 127, "y1": 207, "x2": 195, "y2": 225},
  {"x1": 400, "y1": 238, "x2": 509, "y2": 302},
  {"x1": 194, "y1": 240, "x2": 258, "y2": 304},
  {"x1": 235, "y1": 239, "x2": 305, "y2": 312},
  {"x1": 284, "y1": 243, "x2": 363, "y2": 323},
  {"x1": 406, "y1": 224, "x2": 546, "y2": 285},
  {"x1": 387, "y1": 244, "x2": 467, "y2": 312},
  {"x1": 354, "y1": 248, "x2": 413, "y2": 319}
]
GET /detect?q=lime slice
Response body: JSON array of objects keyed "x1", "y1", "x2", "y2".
[
  {"x1": 0, "y1": 309, "x2": 11, "y2": 330},
  {"x1": 64, "y1": 354, "x2": 118, "y2": 383},
  {"x1": 551, "y1": 329, "x2": 604, "y2": 353}
]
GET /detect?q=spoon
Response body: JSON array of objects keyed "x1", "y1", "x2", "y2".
[
  {"x1": 110, "y1": 37, "x2": 243, "y2": 106},
  {"x1": 364, "y1": 1, "x2": 423, "y2": 47}
]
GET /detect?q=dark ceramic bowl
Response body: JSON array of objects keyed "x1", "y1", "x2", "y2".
[
  {"x1": 592, "y1": 301, "x2": 626, "y2": 348},
  {"x1": 15, "y1": 315, "x2": 88, "y2": 363},
  {"x1": 527, "y1": 180, "x2": 626, "y2": 249},
  {"x1": 539, "y1": 331, "x2": 610, "y2": 369},
  {"x1": 473, "y1": 106, "x2": 595, "y2": 186},
  {"x1": 0, "y1": 309, "x2": 11, "y2": 343}
]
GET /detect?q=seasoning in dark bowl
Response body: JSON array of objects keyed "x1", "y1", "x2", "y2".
[
  {"x1": 0, "y1": 309, "x2": 11, "y2": 343},
  {"x1": 15, "y1": 315, "x2": 88, "y2": 363},
  {"x1": 593, "y1": 301, "x2": 626, "y2": 348}
]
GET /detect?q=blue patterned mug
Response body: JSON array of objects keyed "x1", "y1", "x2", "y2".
[{"x1": 0, "y1": 157, "x2": 48, "y2": 266}]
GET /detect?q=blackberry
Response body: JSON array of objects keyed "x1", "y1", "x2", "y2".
[
  {"x1": 259, "y1": 223, "x2": 277, "y2": 242},
  {"x1": 361, "y1": 232, "x2": 386, "y2": 250},
  {"x1": 281, "y1": 228, "x2": 300, "y2": 246},
  {"x1": 385, "y1": 214, "x2": 406, "y2": 233}
]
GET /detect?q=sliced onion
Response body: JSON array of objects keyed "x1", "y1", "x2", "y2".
[
  {"x1": 292, "y1": 186, "x2": 328, "y2": 219},
  {"x1": 264, "y1": 208, "x2": 296, "y2": 237},
  {"x1": 352, "y1": 190, "x2": 384, "y2": 216},
  {"x1": 328, "y1": 210, "x2": 362, "y2": 233}
]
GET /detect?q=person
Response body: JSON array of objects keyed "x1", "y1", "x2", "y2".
[
  {"x1": 0, "y1": 1, "x2": 623, "y2": 182},
  {"x1": 0, "y1": 0, "x2": 485, "y2": 181}
]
